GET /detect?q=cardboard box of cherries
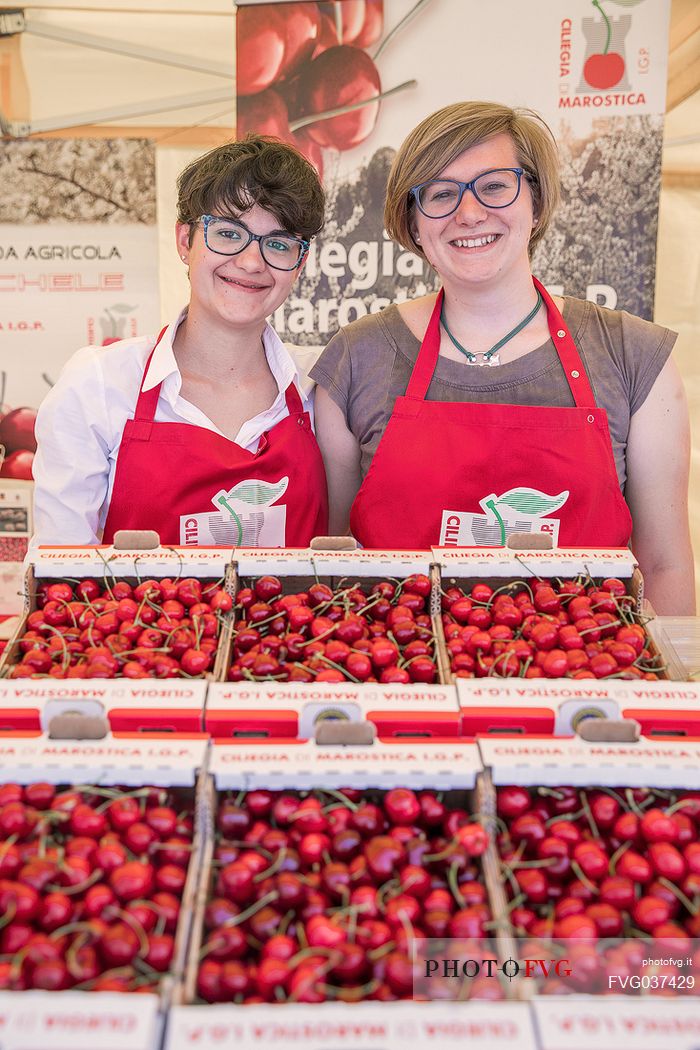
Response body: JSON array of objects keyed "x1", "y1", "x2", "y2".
[
  {"x1": 0, "y1": 731, "x2": 208, "y2": 1050},
  {"x1": 0, "y1": 546, "x2": 236, "y2": 732},
  {"x1": 479, "y1": 735, "x2": 700, "y2": 1009},
  {"x1": 429, "y1": 547, "x2": 678, "y2": 736},
  {"x1": 165, "y1": 734, "x2": 538, "y2": 1048},
  {"x1": 206, "y1": 548, "x2": 461, "y2": 740}
]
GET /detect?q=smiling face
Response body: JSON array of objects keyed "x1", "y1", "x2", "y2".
[
  {"x1": 409, "y1": 132, "x2": 536, "y2": 295},
  {"x1": 176, "y1": 202, "x2": 301, "y2": 337}
]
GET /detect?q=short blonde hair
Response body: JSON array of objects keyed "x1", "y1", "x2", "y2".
[{"x1": 384, "y1": 101, "x2": 560, "y2": 258}]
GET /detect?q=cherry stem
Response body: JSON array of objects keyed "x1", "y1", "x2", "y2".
[
  {"x1": 217, "y1": 839, "x2": 273, "y2": 859},
  {"x1": 593, "y1": 786, "x2": 629, "y2": 810},
  {"x1": 367, "y1": 939, "x2": 396, "y2": 962},
  {"x1": 592, "y1": 0, "x2": 612, "y2": 55},
  {"x1": 315, "y1": 652, "x2": 358, "y2": 682},
  {"x1": 665, "y1": 798, "x2": 699, "y2": 817},
  {"x1": 290, "y1": 79, "x2": 417, "y2": 134},
  {"x1": 321, "y1": 978, "x2": 381, "y2": 1001},
  {"x1": 0, "y1": 901, "x2": 17, "y2": 932},
  {"x1": 658, "y1": 875, "x2": 699, "y2": 916},
  {"x1": 569, "y1": 859, "x2": 600, "y2": 895},
  {"x1": 346, "y1": 901, "x2": 358, "y2": 943},
  {"x1": 0, "y1": 834, "x2": 18, "y2": 864},
  {"x1": 608, "y1": 840, "x2": 631, "y2": 876},
  {"x1": 65, "y1": 930, "x2": 91, "y2": 978},
  {"x1": 579, "y1": 791, "x2": 600, "y2": 839},
  {"x1": 115, "y1": 907, "x2": 150, "y2": 956},
  {"x1": 396, "y1": 908, "x2": 414, "y2": 946},
  {"x1": 279, "y1": 909, "x2": 295, "y2": 936},
  {"x1": 447, "y1": 860, "x2": 465, "y2": 908},
  {"x1": 317, "y1": 788, "x2": 359, "y2": 812},
  {"x1": 507, "y1": 857, "x2": 559, "y2": 870},
  {"x1": 288, "y1": 945, "x2": 339, "y2": 967},
  {"x1": 46, "y1": 866, "x2": 105, "y2": 896},
  {"x1": 286, "y1": 954, "x2": 339, "y2": 1003},
  {"x1": 545, "y1": 809, "x2": 585, "y2": 825},
  {"x1": 72, "y1": 965, "x2": 134, "y2": 991},
  {"x1": 500, "y1": 862, "x2": 522, "y2": 901},
  {"x1": 129, "y1": 897, "x2": 168, "y2": 938},
  {"x1": 221, "y1": 890, "x2": 279, "y2": 927},
  {"x1": 624, "y1": 788, "x2": 646, "y2": 818},
  {"x1": 95, "y1": 787, "x2": 160, "y2": 813},
  {"x1": 253, "y1": 847, "x2": 287, "y2": 883},
  {"x1": 423, "y1": 843, "x2": 457, "y2": 864},
  {"x1": 376, "y1": 878, "x2": 402, "y2": 911}
]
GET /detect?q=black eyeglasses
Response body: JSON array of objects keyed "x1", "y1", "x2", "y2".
[
  {"x1": 198, "y1": 214, "x2": 309, "y2": 271},
  {"x1": 410, "y1": 168, "x2": 527, "y2": 217}
]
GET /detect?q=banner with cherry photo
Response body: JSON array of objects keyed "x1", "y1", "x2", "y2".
[
  {"x1": 0, "y1": 138, "x2": 159, "y2": 487},
  {"x1": 234, "y1": 0, "x2": 671, "y2": 341}
]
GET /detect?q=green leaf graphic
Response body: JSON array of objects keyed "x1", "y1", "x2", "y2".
[
  {"x1": 494, "y1": 488, "x2": 569, "y2": 517},
  {"x1": 228, "y1": 477, "x2": 289, "y2": 507}
]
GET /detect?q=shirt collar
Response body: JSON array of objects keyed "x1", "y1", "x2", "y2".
[
  {"x1": 262, "y1": 322, "x2": 297, "y2": 397},
  {"x1": 141, "y1": 308, "x2": 187, "y2": 392}
]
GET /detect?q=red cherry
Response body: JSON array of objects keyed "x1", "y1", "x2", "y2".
[
  {"x1": 616, "y1": 849, "x2": 653, "y2": 883},
  {"x1": 554, "y1": 913, "x2": 598, "y2": 940},
  {"x1": 648, "y1": 841, "x2": 687, "y2": 881},
  {"x1": 384, "y1": 788, "x2": 420, "y2": 826},
  {"x1": 640, "y1": 808, "x2": 678, "y2": 844},
  {"x1": 407, "y1": 656, "x2": 437, "y2": 683},
  {"x1": 632, "y1": 894, "x2": 671, "y2": 932},
  {"x1": 496, "y1": 786, "x2": 531, "y2": 820},
  {"x1": 109, "y1": 860, "x2": 155, "y2": 902}
]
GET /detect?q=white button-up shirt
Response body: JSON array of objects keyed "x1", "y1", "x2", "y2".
[{"x1": 32, "y1": 309, "x2": 321, "y2": 546}]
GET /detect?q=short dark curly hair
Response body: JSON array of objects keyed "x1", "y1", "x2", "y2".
[{"x1": 176, "y1": 134, "x2": 326, "y2": 244}]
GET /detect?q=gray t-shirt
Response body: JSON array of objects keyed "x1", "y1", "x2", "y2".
[{"x1": 310, "y1": 296, "x2": 676, "y2": 491}]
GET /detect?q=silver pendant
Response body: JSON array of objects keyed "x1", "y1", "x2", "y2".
[{"x1": 468, "y1": 352, "x2": 500, "y2": 367}]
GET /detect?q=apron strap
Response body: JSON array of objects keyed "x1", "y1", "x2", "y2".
[
  {"x1": 133, "y1": 325, "x2": 169, "y2": 423},
  {"x1": 405, "y1": 281, "x2": 598, "y2": 409},
  {"x1": 405, "y1": 289, "x2": 444, "y2": 400},
  {"x1": 534, "y1": 278, "x2": 596, "y2": 408},
  {"x1": 284, "y1": 380, "x2": 304, "y2": 415}
]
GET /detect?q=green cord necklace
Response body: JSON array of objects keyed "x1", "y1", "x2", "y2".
[{"x1": 440, "y1": 289, "x2": 543, "y2": 366}]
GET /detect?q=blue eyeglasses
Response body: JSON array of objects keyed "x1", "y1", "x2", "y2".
[
  {"x1": 410, "y1": 168, "x2": 528, "y2": 217},
  {"x1": 199, "y1": 214, "x2": 309, "y2": 271}
]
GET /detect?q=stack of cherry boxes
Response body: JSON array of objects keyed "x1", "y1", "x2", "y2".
[{"x1": 0, "y1": 541, "x2": 693, "y2": 1048}]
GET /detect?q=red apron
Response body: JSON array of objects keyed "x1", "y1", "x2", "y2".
[
  {"x1": 350, "y1": 279, "x2": 632, "y2": 550},
  {"x1": 103, "y1": 331, "x2": 328, "y2": 547}
]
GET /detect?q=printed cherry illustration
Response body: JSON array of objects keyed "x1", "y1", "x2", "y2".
[
  {"x1": 278, "y1": 2, "x2": 320, "y2": 78},
  {"x1": 236, "y1": 4, "x2": 287, "y2": 95},
  {"x1": 319, "y1": 0, "x2": 366, "y2": 43},
  {"x1": 0, "y1": 449, "x2": 33, "y2": 479},
  {"x1": 0, "y1": 406, "x2": 37, "y2": 453},
  {"x1": 583, "y1": 0, "x2": 625, "y2": 89},
  {"x1": 311, "y1": 11, "x2": 339, "y2": 58},
  {"x1": 354, "y1": 0, "x2": 384, "y2": 48},
  {"x1": 296, "y1": 45, "x2": 381, "y2": 150},
  {"x1": 237, "y1": 90, "x2": 291, "y2": 140}
]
